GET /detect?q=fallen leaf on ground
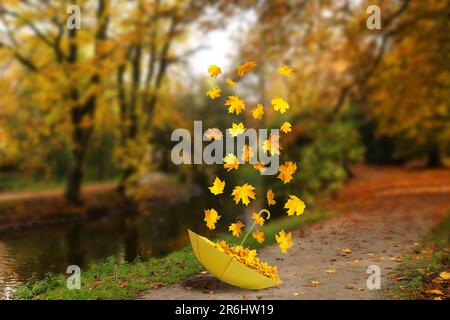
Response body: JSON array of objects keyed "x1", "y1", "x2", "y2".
[
  {"x1": 425, "y1": 289, "x2": 444, "y2": 295},
  {"x1": 118, "y1": 282, "x2": 128, "y2": 287},
  {"x1": 344, "y1": 285, "x2": 354, "y2": 289},
  {"x1": 310, "y1": 280, "x2": 320, "y2": 287},
  {"x1": 438, "y1": 271, "x2": 450, "y2": 280},
  {"x1": 293, "y1": 292, "x2": 303, "y2": 296},
  {"x1": 325, "y1": 269, "x2": 336, "y2": 274},
  {"x1": 342, "y1": 248, "x2": 352, "y2": 253}
]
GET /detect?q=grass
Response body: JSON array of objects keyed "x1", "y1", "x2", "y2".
[
  {"x1": 389, "y1": 212, "x2": 450, "y2": 300},
  {"x1": 14, "y1": 208, "x2": 333, "y2": 300}
]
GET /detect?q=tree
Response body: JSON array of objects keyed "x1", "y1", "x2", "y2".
[
  {"x1": 113, "y1": 0, "x2": 229, "y2": 196},
  {"x1": 0, "y1": 0, "x2": 112, "y2": 204},
  {"x1": 364, "y1": 0, "x2": 450, "y2": 166}
]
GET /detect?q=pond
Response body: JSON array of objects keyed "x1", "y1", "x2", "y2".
[{"x1": 0, "y1": 192, "x2": 266, "y2": 299}]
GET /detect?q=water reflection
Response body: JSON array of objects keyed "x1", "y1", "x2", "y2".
[{"x1": 0, "y1": 193, "x2": 243, "y2": 299}]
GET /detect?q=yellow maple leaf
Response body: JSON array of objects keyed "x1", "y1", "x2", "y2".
[
  {"x1": 252, "y1": 230, "x2": 265, "y2": 244},
  {"x1": 253, "y1": 161, "x2": 266, "y2": 173},
  {"x1": 231, "y1": 183, "x2": 256, "y2": 206},
  {"x1": 208, "y1": 177, "x2": 225, "y2": 195},
  {"x1": 228, "y1": 122, "x2": 246, "y2": 137},
  {"x1": 236, "y1": 60, "x2": 256, "y2": 77},
  {"x1": 262, "y1": 134, "x2": 281, "y2": 155},
  {"x1": 267, "y1": 189, "x2": 276, "y2": 206},
  {"x1": 206, "y1": 87, "x2": 221, "y2": 99},
  {"x1": 277, "y1": 161, "x2": 297, "y2": 184},
  {"x1": 229, "y1": 221, "x2": 245, "y2": 237},
  {"x1": 280, "y1": 121, "x2": 292, "y2": 133},
  {"x1": 226, "y1": 78, "x2": 236, "y2": 88},
  {"x1": 223, "y1": 153, "x2": 239, "y2": 171},
  {"x1": 204, "y1": 128, "x2": 223, "y2": 140},
  {"x1": 278, "y1": 65, "x2": 294, "y2": 77},
  {"x1": 241, "y1": 145, "x2": 254, "y2": 163},
  {"x1": 276, "y1": 230, "x2": 293, "y2": 253},
  {"x1": 284, "y1": 195, "x2": 306, "y2": 216},
  {"x1": 310, "y1": 280, "x2": 320, "y2": 286},
  {"x1": 252, "y1": 212, "x2": 265, "y2": 226},
  {"x1": 342, "y1": 248, "x2": 352, "y2": 254},
  {"x1": 225, "y1": 95, "x2": 245, "y2": 115},
  {"x1": 271, "y1": 97, "x2": 290, "y2": 114},
  {"x1": 204, "y1": 208, "x2": 221, "y2": 230},
  {"x1": 208, "y1": 64, "x2": 221, "y2": 78},
  {"x1": 251, "y1": 104, "x2": 264, "y2": 120}
]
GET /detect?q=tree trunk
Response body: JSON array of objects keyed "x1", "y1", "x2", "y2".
[
  {"x1": 65, "y1": 145, "x2": 86, "y2": 206},
  {"x1": 427, "y1": 143, "x2": 443, "y2": 168}
]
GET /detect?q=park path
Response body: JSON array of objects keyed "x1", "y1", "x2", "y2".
[
  {"x1": 140, "y1": 166, "x2": 450, "y2": 300},
  {"x1": 0, "y1": 182, "x2": 116, "y2": 203}
]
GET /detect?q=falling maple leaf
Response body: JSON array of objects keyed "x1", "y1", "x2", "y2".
[
  {"x1": 226, "y1": 78, "x2": 236, "y2": 88},
  {"x1": 276, "y1": 230, "x2": 293, "y2": 253},
  {"x1": 267, "y1": 189, "x2": 276, "y2": 206},
  {"x1": 252, "y1": 230, "x2": 265, "y2": 243},
  {"x1": 252, "y1": 212, "x2": 265, "y2": 226},
  {"x1": 253, "y1": 161, "x2": 266, "y2": 173},
  {"x1": 209, "y1": 177, "x2": 225, "y2": 195},
  {"x1": 271, "y1": 97, "x2": 290, "y2": 114},
  {"x1": 241, "y1": 145, "x2": 254, "y2": 163},
  {"x1": 236, "y1": 61, "x2": 256, "y2": 77},
  {"x1": 228, "y1": 122, "x2": 246, "y2": 137},
  {"x1": 204, "y1": 128, "x2": 223, "y2": 140},
  {"x1": 231, "y1": 183, "x2": 256, "y2": 206},
  {"x1": 278, "y1": 65, "x2": 294, "y2": 77},
  {"x1": 225, "y1": 95, "x2": 245, "y2": 115},
  {"x1": 262, "y1": 134, "x2": 281, "y2": 155},
  {"x1": 277, "y1": 161, "x2": 297, "y2": 184},
  {"x1": 204, "y1": 208, "x2": 221, "y2": 230},
  {"x1": 280, "y1": 121, "x2": 292, "y2": 133},
  {"x1": 284, "y1": 195, "x2": 306, "y2": 216},
  {"x1": 229, "y1": 221, "x2": 245, "y2": 237},
  {"x1": 251, "y1": 104, "x2": 264, "y2": 120},
  {"x1": 206, "y1": 87, "x2": 221, "y2": 99},
  {"x1": 223, "y1": 153, "x2": 239, "y2": 171},
  {"x1": 208, "y1": 65, "x2": 221, "y2": 78}
]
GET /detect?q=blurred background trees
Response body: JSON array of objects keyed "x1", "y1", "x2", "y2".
[{"x1": 0, "y1": 0, "x2": 448, "y2": 205}]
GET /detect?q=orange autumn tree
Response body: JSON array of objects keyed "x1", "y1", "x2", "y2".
[{"x1": 196, "y1": 61, "x2": 306, "y2": 284}]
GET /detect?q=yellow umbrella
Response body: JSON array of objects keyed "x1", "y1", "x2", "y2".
[{"x1": 188, "y1": 210, "x2": 282, "y2": 290}]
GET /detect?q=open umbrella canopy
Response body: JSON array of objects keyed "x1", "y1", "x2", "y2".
[{"x1": 188, "y1": 229, "x2": 282, "y2": 290}]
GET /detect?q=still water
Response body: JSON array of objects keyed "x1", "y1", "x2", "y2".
[{"x1": 0, "y1": 193, "x2": 257, "y2": 299}]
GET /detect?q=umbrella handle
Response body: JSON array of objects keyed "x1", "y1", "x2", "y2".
[
  {"x1": 239, "y1": 209, "x2": 271, "y2": 247},
  {"x1": 258, "y1": 209, "x2": 270, "y2": 220}
]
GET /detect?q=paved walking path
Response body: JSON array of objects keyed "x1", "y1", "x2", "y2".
[{"x1": 140, "y1": 166, "x2": 450, "y2": 300}]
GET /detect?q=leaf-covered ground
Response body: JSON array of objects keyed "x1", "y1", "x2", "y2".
[{"x1": 140, "y1": 166, "x2": 450, "y2": 300}]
